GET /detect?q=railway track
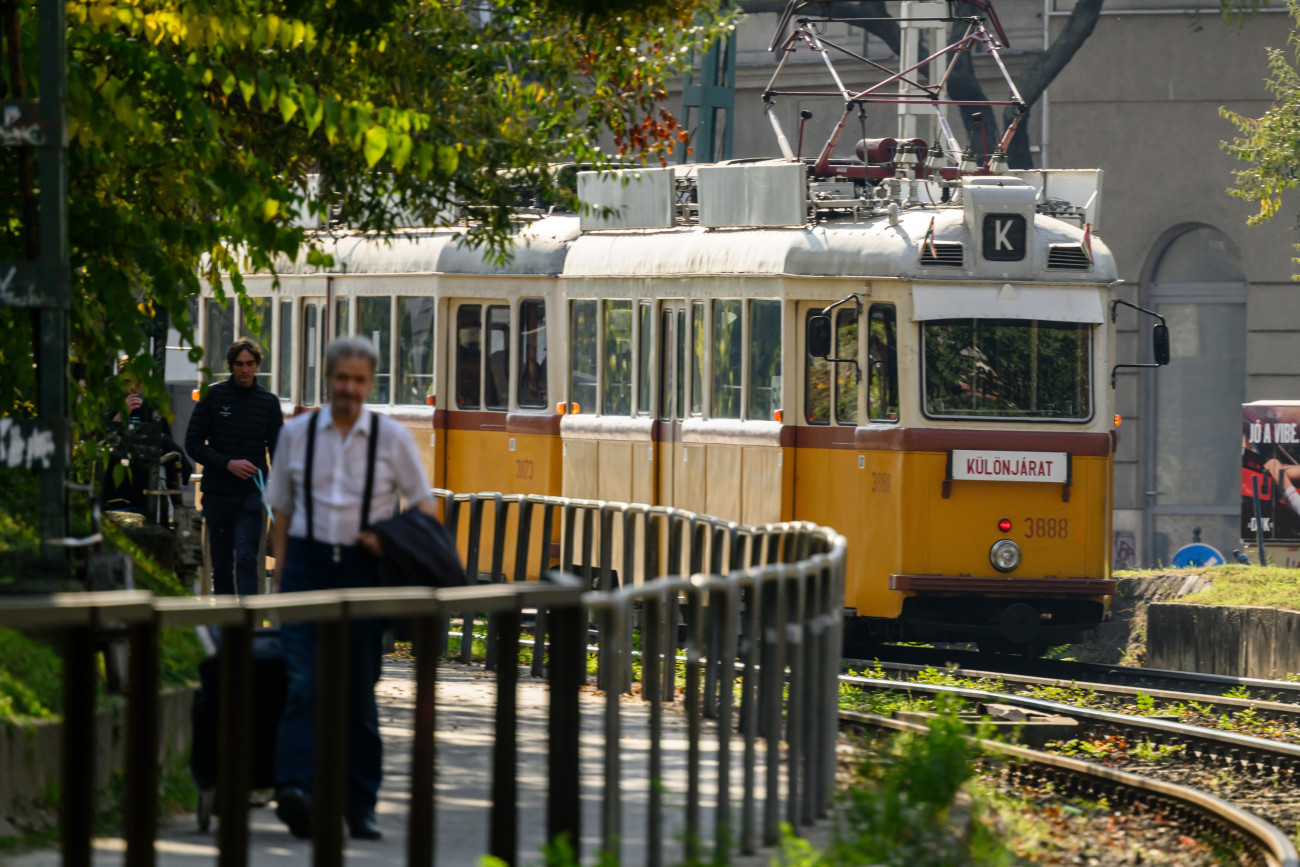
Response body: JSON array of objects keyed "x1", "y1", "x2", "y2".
[
  {"x1": 840, "y1": 674, "x2": 1300, "y2": 851},
  {"x1": 851, "y1": 658, "x2": 1300, "y2": 726},
  {"x1": 840, "y1": 710, "x2": 1300, "y2": 867},
  {"x1": 858, "y1": 645, "x2": 1300, "y2": 703}
]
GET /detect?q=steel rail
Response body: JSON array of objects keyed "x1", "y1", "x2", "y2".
[
  {"x1": 841, "y1": 711, "x2": 1300, "y2": 867},
  {"x1": 840, "y1": 676, "x2": 1300, "y2": 775},
  {"x1": 856, "y1": 659, "x2": 1300, "y2": 723},
  {"x1": 858, "y1": 645, "x2": 1300, "y2": 703}
]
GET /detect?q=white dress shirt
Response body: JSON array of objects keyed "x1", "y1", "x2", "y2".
[{"x1": 265, "y1": 407, "x2": 432, "y2": 545}]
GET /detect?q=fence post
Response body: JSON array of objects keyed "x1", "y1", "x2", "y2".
[
  {"x1": 547, "y1": 599, "x2": 584, "y2": 859},
  {"x1": 490, "y1": 608, "x2": 521, "y2": 866},
  {"x1": 216, "y1": 618, "x2": 254, "y2": 867},
  {"x1": 313, "y1": 619, "x2": 349, "y2": 867},
  {"x1": 684, "y1": 583, "x2": 704, "y2": 863},
  {"x1": 124, "y1": 615, "x2": 161, "y2": 867},
  {"x1": 62, "y1": 622, "x2": 97, "y2": 867},
  {"x1": 407, "y1": 613, "x2": 441, "y2": 867},
  {"x1": 461, "y1": 495, "x2": 485, "y2": 664}
]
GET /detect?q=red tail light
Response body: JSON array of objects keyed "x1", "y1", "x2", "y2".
[{"x1": 998, "y1": 518, "x2": 1012, "y2": 533}]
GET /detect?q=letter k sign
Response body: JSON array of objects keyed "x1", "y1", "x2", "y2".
[{"x1": 982, "y1": 213, "x2": 1026, "y2": 262}]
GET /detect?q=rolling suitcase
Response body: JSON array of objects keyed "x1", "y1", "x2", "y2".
[{"x1": 189, "y1": 627, "x2": 288, "y2": 831}]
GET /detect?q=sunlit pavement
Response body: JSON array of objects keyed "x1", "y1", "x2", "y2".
[{"x1": 8, "y1": 660, "x2": 828, "y2": 866}]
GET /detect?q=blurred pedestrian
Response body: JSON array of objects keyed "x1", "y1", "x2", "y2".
[
  {"x1": 264, "y1": 335, "x2": 436, "y2": 841},
  {"x1": 185, "y1": 338, "x2": 283, "y2": 596}
]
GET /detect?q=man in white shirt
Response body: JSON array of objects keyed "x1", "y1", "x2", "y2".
[{"x1": 264, "y1": 336, "x2": 435, "y2": 841}]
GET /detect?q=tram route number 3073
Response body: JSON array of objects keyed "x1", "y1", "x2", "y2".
[{"x1": 1023, "y1": 517, "x2": 1068, "y2": 539}]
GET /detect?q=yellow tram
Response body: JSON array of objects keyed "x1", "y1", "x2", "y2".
[{"x1": 194, "y1": 1, "x2": 1167, "y2": 652}]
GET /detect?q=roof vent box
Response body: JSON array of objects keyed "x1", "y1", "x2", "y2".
[
  {"x1": 577, "y1": 167, "x2": 676, "y2": 231},
  {"x1": 963, "y1": 176, "x2": 1037, "y2": 279},
  {"x1": 697, "y1": 162, "x2": 807, "y2": 228}
]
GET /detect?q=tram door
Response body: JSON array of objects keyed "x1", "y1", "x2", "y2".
[
  {"x1": 299, "y1": 297, "x2": 327, "y2": 407},
  {"x1": 656, "y1": 301, "x2": 686, "y2": 507}
]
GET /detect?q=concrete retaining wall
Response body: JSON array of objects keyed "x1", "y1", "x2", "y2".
[
  {"x1": 1147, "y1": 603, "x2": 1300, "y2": 679},
  {"x1": 0, "y1": 690, "x2": 192, "y2": 838}
]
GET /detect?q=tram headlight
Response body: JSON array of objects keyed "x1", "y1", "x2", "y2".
[{"x1": 989, "y1": 539, "x2": 1021, "y2": 573}]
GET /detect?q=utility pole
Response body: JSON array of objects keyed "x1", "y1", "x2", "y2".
[{"x1": 1, "y1": 0, "x2": 70, "y2": 577}]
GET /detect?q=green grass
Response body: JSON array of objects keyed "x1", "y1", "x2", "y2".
[{"x1": 1135, "y1": 564, "x2": 1300, "y2": 611}]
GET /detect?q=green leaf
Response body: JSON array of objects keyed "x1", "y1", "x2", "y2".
[
  {"x1": 300, "y1": 85, "x2": 323, "y2": 136},
  {"x1": 278, "y1": 91, "x2": 298, "y2": 123},
  {"x1": 256, "y1": 69, "x2": 277, "y2": 113},
  {"x1": 262, "y1": 198, "x2": 280, "y2": 221},
  {"x1": 391, "y1": 134, "x2": 414, "y2": 170},
  {"x1": 236, "y1": 67, "x2": 256, "y2": 107},
  {"x1": 363, "y1": 126, "x2": 389, "y2": 167},
  {"x1": 437, "y1": 144, "x2": 459, "y2": 177}
]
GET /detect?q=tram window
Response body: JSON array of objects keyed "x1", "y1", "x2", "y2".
[
  {"x1": 748, "y1": 300, "x2": 782, "y2": 421},
  {"x1": 569, "y1": 300, "x2": 597, "y2": 414},
  {"x1": 277, "y1": 300, "x2": 292, "y2": 399},
  {"x1": 603, "y1": 300, "x2": 633, "y2": 415},
  {"x1": 835, "y1": 308, "x2": 859, "y2": 425},
  {"x1": 676, "y1": 310, "x2": 686, "y2": 420},
  {"x1": 690, "y1": 301, "x2": 705, "y2": 416},
  {"x1": 659, "y1": 309, "x2": 676, "y2": 422},
  {"x1": 485, "y1": 305, "x2": 510, "y2": 411},
  {"x1": 397, "y1": 296, "x2": 435, "y2": 405},
  {"x1": 455, "y1": 304, "x2": 482, "y2": 410},
  {"x1": 867, "y1": 304, "x2": 899, "y2": 422},
  {"x1": 239, "y1": 297, "x2": 274, "y2": 391},
  {"x1": 205, "y1": 298, "x2": 234, "y2": 380},
  {"x1": 357, "y1": 297, "x2": 392, "y2": 403},
  {"x1": 335, "y1": 298, "x2": 350, "y2": 338},
  {"x1": 517, "y1": 299, "x2": 548, "y2": 409},
  {"x1": 302, "y1": 304, "x2": 319, "y2": 406},
  {"x1": 637, "y1": 302, "x2": 652, "y2": 416},
  {"x1": 804, "y1": 310, "x2": 831, "y2": 425},
  {"x1": 923, "y1": 318, "x2": 1092, "y2": 420},
  {"x1": 711, "y1": 300, "x2": 742, "y2": 419}
]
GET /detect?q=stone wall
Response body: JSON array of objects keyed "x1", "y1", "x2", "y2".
[
  {"x1": 0, "y1": 690, "x2": 192, "y2": 839},
  {"x1": 1147, "y1": 603, "x2": 1300, "y2": 680}
]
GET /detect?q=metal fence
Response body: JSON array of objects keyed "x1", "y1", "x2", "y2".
[{"x1": 0, "y1": 489, "x2": 846, "y2": 867}]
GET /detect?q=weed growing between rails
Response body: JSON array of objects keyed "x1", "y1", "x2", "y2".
[{"x1": 784, "y1": 696, "x2": 1018, "y2": 866}]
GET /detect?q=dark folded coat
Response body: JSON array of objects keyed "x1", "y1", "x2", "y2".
[{"x1": 368, "y1": 509, "x2": 468, "y2": 588}]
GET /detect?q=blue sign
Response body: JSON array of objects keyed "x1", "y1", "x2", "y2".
[{"x1": 1170, "y1": 543, "x2": 1225, "y2": 569}]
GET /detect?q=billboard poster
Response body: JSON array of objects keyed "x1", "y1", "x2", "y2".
[{"x1": 1242, "y1": 401, "x2": 1300, "y2": 543}]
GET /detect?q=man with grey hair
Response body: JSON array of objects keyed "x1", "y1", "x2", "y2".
[{"x1": 264, "y1": 335, "x2": 436, "y2": 841}]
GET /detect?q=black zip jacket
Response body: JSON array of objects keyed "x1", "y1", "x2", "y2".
[{"x1": 184, "y1": 379, "x2": 284, "y2": 497}]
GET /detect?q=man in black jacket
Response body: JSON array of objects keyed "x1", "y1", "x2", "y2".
[{"x1": 185, "y1": 338, "x2": 284, "y2": 596}]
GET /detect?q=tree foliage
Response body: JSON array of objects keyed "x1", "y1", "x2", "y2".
[
  {"x1": 1221, "y1": 0, "x2": 1300, "y2": 268},
  {"x1": 0, "y1": 0, "x2": 729, "y2": 447}
]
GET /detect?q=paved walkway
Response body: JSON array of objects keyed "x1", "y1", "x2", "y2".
[{"x1": 9, "y1": 659, "x2": 830, "y2": 866}]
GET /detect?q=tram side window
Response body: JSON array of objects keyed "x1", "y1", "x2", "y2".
[
  {"x1": 748, "y1": 300, "x2": 781, "y2": 421},
  {"x1": 485, "y1": 305, "x2": 510, "y2": 411},
  {"x1": 397, "y1": 296, "x2": 435, "y2": 405},
  {"x1": 569, "y1": 300, "x2": 597, "y2": 414},
  {"x1": 277, "y1": 300, "x2": 292, "y2": 399},
  {"x1": 676, "y1": 310, "x2": 686, "y2": 421},
  {"x1": 302, "y1": 305, "x2": 319, "y2": 406},
  {"x1": 335, "y1": 298, "x2": 350, "y2": 338},
  {"x1": 867, "y1": 304, "x2": 899, "y2": 422},
  {"x1": 690, "y1": 301, "x2": 705, "y2": 416},
  {"x1": 455, "y1": 305, "x2": 482, "y2": 410},
  {"x1": 637, "y1": 302, "x2": 652, "y2": 416},
  {"x1": 517, "y1": 299, "x2": 548, "y2": 409},
  {"x1": 835, "y1": 308, "x2": 859, "y2": 425},
  {"x1": 805, "y1": 309, "x2": 831, "y2": 425},
  {"x1": 604, "y1": 300, "x2": 633, "y2": 415},
  {"x1": 712, "y1": 299, "x2": 742, "y2": 419},
  {"x1": 358, "y1": 296, "x2": 392, "y2": 403},
  {"x1": 238, "y1": 297, "x2": 274, "y2": 391},
  {"x1": 205, "y1": 299, "x2": 234, "y2": 380}
]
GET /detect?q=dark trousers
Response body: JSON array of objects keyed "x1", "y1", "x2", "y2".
[
  {"x1": 274, "y1": 538, "x2": 384, "y2": 821},
  {"x1": 204, "y1": 491, "x2": 265, "y2": 597}
]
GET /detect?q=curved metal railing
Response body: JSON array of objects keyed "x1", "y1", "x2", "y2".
[{"x1": 0, "y1": 490, "x2": 846, "y2": 867}]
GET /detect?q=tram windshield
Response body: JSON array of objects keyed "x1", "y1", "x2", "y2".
[{"x1": 923, "y1": 319, "x2": 1091, "y2": 420}]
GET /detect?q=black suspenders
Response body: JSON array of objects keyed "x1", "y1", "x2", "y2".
[{"x1": 302, "y1": 410, "x2": 380, "y2": 544}]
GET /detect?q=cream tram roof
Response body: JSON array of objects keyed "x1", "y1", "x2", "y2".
[{"x1": 267, "y1": 165, "x2": 1114, "y2": 287}]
